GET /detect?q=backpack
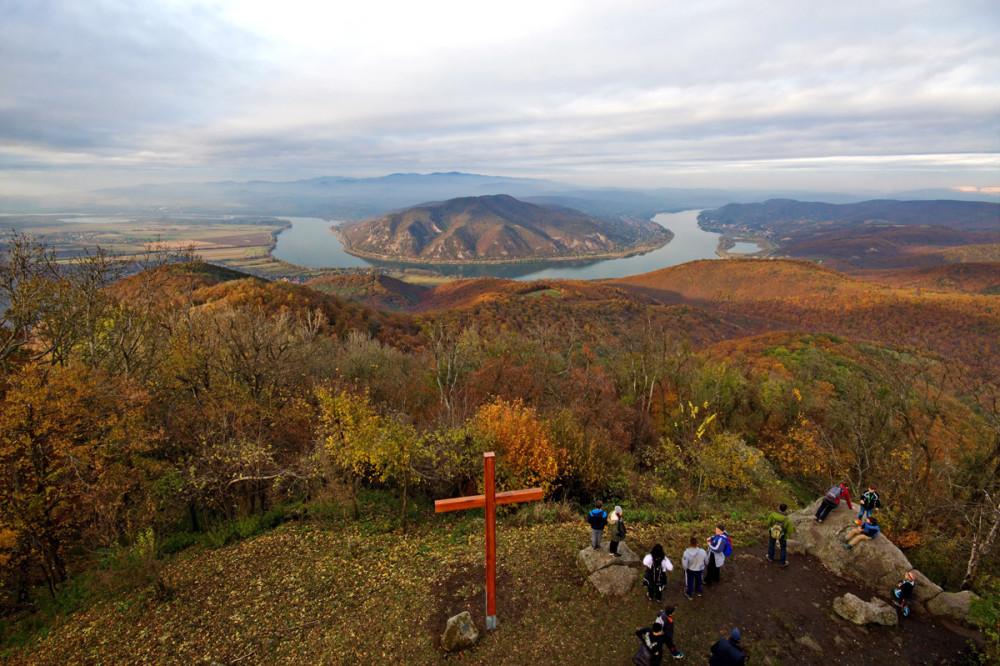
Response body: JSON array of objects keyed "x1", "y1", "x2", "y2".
[
  {"x1": 722, "y1": 534, "x2": 733, "y2": 557},
  {"x1": 825, "y1": 485, "x2": 843, "y2": 502},
  {"x1": 769, "y1": 515, "x2": 788, "y2": 540}
]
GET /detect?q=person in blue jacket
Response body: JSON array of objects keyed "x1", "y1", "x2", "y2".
[
  {"x1": 587, "y1": 501, "x2": 608, "y2": 550},
  {"x1": 841, "y1": 515, "x2": 879, "y2": 549},
  {"x1": 709, "y1": 628, "x2": 745, "y2": 665}
]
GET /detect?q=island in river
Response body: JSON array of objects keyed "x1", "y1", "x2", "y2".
[{"x1": 334, "y1": 194, "x2": 673, "y2": 265}]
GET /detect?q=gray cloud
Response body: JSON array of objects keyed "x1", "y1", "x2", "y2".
[{"x1": 0, "y1": 0, "x2": 997, "y2": 195}]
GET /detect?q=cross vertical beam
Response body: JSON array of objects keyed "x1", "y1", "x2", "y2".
[{"x1": 484, "y1": 452, "x2": 497, "y2": 630}]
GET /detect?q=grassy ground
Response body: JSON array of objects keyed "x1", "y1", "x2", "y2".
[{"x1": 0, "y1": 493, "x2": 980, "y2": 665}]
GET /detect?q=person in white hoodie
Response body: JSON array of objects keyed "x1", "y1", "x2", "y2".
[
  {"x1": 682, "y1": 536, "x2": 708, "y2": 600},
  {"x1": 608, "y1": 506, "x2": 626, "y2": 557}
]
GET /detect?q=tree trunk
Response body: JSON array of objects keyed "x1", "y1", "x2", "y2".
[
  {"x1": 399, "y1": 472, "x2": 409, "y2": 532},
  {"x1": 961, "y1": 496, "x2": 1000, "y2": 590}
]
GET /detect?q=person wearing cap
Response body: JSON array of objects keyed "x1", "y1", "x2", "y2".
[
  {"x1": 709, "y1": 628, "x2": 745, "y2": 665},
  {"x1": 893, "y1": 571, "x2": 917, "y2": 616},
  {"x1": 608, "y1": 505, "x2": 626, "y2": 557}
]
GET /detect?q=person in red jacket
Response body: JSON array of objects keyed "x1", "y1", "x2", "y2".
[{"x1": 813, "y1": 483, "x2": 853, "y2": 523}]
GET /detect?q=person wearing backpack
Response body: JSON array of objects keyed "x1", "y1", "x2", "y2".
[
  {"x1": 608, "y1": 505, "x2": 626, "y2": 557},
  {"x1": 704, "y1": 524, "x2": 732, "y2": 586},
  {"x1": 765, "y1": 503, "x2": 793, "y2": 566},
  {"x1": 587, "y1": 501, "x2": 608, "y2": 550},
  {"x1": 813, "y1": 483, "x2": 852, "y2": 523},
  {"x1": 642, "y1": 544, "x2": 674, "y2": 602},
  {"x1": 841, "y1": 515, "x2": 879, "y2": 549}
]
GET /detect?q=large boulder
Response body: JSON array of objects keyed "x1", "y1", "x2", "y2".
[
  {"x1": 588, "y1": 565, "x2": 641, "y2": 596},
  {"x1": 441, "y1": 611, "x2": 479, "y2": 652},
  {"x1": 576, "y1": 541, "x2": 640, "y2": 575},
  {"x1": 788, "y1": 500, "x2": 943, "y2": 606},
  {"x1": 832, "y1": 592, "x2": 898, "y2": 626},
  {"x1": 926, "y1": 590, "x2": 981, "y2": 628}
]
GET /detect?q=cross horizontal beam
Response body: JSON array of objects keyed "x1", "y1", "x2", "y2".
[{"x1": 434, "y1": 487, "x2": 544, "y2": 513}]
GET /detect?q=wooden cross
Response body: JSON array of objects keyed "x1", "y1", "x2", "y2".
[{"x1": 435, "y1": 452, "x2": 543, "y2": 630}]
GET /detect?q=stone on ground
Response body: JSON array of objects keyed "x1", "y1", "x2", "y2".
[
  {"x1": 441, "y1": 611, "x2": 479, "y2": 652},
  {"x1": 796, "y1": 635, "x2": 823, "y2": 653},
  {"x1": 576, "y1": 541, "x2": 639, "y2": 575},
  {"x1": 588, "y1": 565, "x2": 640, "y2": 596},
  {"x1": 832, "y1": 592, "x2": 898, "y2": 626}
]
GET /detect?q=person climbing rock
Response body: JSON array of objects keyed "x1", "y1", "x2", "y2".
[
  {"x1": 765, "y1": 503, "x2": 793, "y2": 566},
  {"x1": 709, "y1": 628, "x2": 745, "y2": 665},
  {"x1": 814, "y1": 482, "x2": 853, "y2": 522},
  {"x1": 841, "y1": 515, "x2": 879, "y2": 548},
  {"x1": 587, "y1": 501, "x2": 608, "y2": 549}
]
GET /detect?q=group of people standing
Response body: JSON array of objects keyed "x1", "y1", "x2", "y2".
[{"x1": 586, "y1": 502, "x2": 743, "y2": 663}]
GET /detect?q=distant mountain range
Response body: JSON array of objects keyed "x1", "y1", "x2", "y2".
[
  {"x1": 336, "y1": 194, "x2": 671, "y2": 263},
  {"x1": 2, "y1": 171, "x2": 996, "y2": 218}
]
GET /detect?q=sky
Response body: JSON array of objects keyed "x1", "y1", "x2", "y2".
[{"x1": 1, "y1": 0, "x2": 999, "y2": 196}]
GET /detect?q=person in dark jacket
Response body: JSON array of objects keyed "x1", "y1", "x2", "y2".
[
  {"x1": 709, "y1": 628, "x2": 745, "y2": 665},
  {"x1": 632, "y1": 623, "x2": 665, "y2": 666},
  {"x1": 814, "y1": 483, "x2": 853, "y2": 522},
  {"x1": 652, "y1": 605, "x2": 684, "y2": 659},
  {"x1": 587, "y1": 501, "x2": 608, "y2": 549},
  {"x1": 608, "y1": 505, "x2": 626, "y2": 556},
  {"x1": 857, "y1": 485, "x2": 881, "y2": 523}
]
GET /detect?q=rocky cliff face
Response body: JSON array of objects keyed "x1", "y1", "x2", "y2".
[
  {"x1": 788, "y1": 499, "x2": 979, "y2": 625},
  {"x1": 338, "y1": 194, "x2": 670, "y2": 263}
]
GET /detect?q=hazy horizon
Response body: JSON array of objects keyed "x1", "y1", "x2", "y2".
[{"x1": 2, "y1": 1, "x2": 998, "y2": 198}]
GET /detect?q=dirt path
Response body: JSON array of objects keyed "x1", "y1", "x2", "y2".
[{"x1": 658, "y1": 544, "x2": 977, "y2": 665}]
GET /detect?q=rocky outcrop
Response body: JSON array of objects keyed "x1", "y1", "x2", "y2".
[
  {"x1": 441, "y1": 611, "x2": 479, "y2": 652},
  {"x1": 832, "y1": 593, "x2": 898, "y2": 626},
  {"x1": 789, "y1": 499, "x2": 978, "y2": 625},
  {"x1": 926, "y1": 591, "x2": 980, "y2": 627},
  {"x1": 588, "y1": 564, "x2": 641, "y2": 596},
  {"x1": 578, "y1": 542, "x2": 641, "y2": 596}
]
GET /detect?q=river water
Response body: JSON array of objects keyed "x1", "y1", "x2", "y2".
[{"x1": 271, "y1": 210, "x2": 759, "y2": 280}]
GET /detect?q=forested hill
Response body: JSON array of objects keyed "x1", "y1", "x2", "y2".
[
  {"x1": 1, "y1": 243, "x2": 998, "y2": 663},
  {"x1": 336, "y1": 194, "x2": 671, "y2": 263},
  {"x1": 699, "y1": 198, "x2": 1000, "y2": 231}
]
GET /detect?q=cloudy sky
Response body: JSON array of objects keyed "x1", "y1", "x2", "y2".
[{"x1": 1, "y1": 0, "x2": 998, "y2": 195}]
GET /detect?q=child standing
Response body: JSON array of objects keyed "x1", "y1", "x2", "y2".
[
  {"x1": 587, "y1": 501, "x2": 608, "y2": 550},
  {"x1": 893, "y1": 571, "x2": 916, "y2": 616},
  {"x1": 857, "y1": 485, "x2": 881, "y2": 524},
  {"x1": 682, "y1": 536, "x2": 708, "y2": 600},
  {"x1": 652, "y1": 605, "x2": 684, "y2": 660}
]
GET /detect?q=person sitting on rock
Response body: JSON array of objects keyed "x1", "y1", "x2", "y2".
[
  {"x1": 652, "y1": 605, "x2": 684, "y2": 660},
  {"x1": 857, "y1": 484, "x2": 881, "y2": 524},
  {"x1": 841, "y1": 515, "x2": 879, "y2": 549},
  {"x1": 608, "y1": 505, "x2": 626, "y2": 557},
  {"x1": 642, "y1": 544, "x2": 674, "y2": 602},
  {"x1": 814, "y1": 482, "x2": 853, "y2": 523},
  {"x1": 587, "y1": 501, "x2": 608, "y2": 550},
  {"x1": 709, "y1": 628, "x2": 745, "y2": 666}
]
